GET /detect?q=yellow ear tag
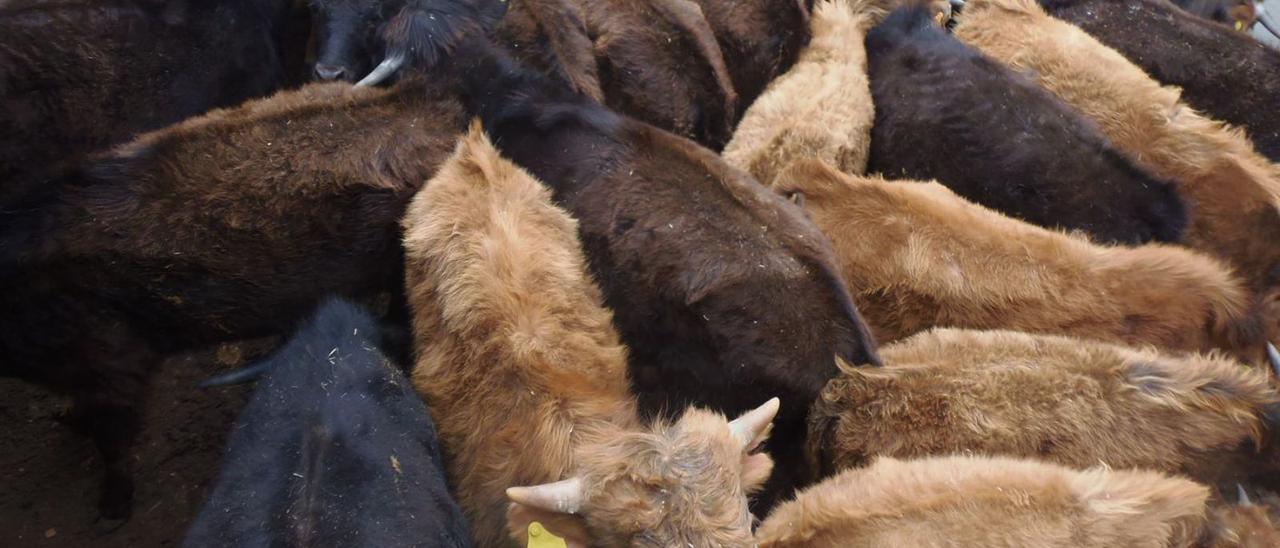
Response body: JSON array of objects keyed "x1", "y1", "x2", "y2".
[
  {"x1": 1235, "y1": 20, "x2": 1245, "y2": 31},
  {"x1": 528, "y1": 522, "x2": 568, "y2": 548}
]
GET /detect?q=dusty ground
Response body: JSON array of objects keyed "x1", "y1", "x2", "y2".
[{"x1": 0, "y1": 345, "x2": 268, "y2": 548}]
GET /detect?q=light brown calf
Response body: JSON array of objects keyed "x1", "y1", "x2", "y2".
[
  {"x1": 774, "y1": 159, "x2": 1257, "y2": 358},
  {"x1": 807, "y1": 328, "x2": 1279, "y2": 489},
  {"x1": 756, "y1": 454, "x2": 1209, "y2": 547},
  {"x1": 721, "y1": 0, "x2": 877, "y2": 184},
  {"x1": 404, "y1": 125, "x2": 777, "y2": 547}
]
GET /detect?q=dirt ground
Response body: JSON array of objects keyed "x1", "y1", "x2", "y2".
[{"x1": 0, "y1": 346, "x2": 264, "y2": 548}]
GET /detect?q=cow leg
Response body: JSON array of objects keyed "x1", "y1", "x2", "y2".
[
  {"x1": 70, "y1": 328, "x2": 162, "y2": 521},
  {"x1": 84, "y1": 400, "x2": 142, "y2": 520},
  {"x1": 379, "y1": 287, "x2": 416, "y2": 370}
]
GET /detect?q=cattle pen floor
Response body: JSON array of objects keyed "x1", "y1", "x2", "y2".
[{"x1": 0, "y1": 348, "x2": 261, "y2": 547}]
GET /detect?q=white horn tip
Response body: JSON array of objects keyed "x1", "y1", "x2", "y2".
[
  {"x1": 1237, "y1": 484, "x2": 1253, "y2": 507},
  {"x1": 355, "y1": 54, "x2": 407, "y2": 88},
  {"x1": 1265, "y1": 342, "x2": 1280, "y2": 376},
  {"x1": 505, "y1": 478, "x2": 585, "y2": 514}
]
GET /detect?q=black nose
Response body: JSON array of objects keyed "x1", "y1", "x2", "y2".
[{"x1": 313, "y1": 63, "x2": 348, "y2": 81}]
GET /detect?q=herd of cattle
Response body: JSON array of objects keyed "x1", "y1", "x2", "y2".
[{"x1": 4, "y1": 0, "x2": 1280, "y2": 545}]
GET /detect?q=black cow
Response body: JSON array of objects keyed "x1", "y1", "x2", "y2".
[
  {"x1": 305, "y1": 0, "x2": 499, "y2": 83},
  {"x1": 0, "y1": 0, "x2": 307, "y2": 202},
  {"x1": 184, "y1": 298, "x2": 472, "y2": 548},
  {"x1": 1042, "y1": 0, "x2": 1280, "y2": 162},
  {"x1": 865, "y1": 4, "x2": 1188, "y2": 246}
]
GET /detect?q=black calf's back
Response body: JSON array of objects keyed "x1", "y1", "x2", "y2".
[
  {"x1": 184, "y1": 299, "x2": 471, "y2": 548},
  {"x1": 865, "y1": 5, "x2": 1187, "y2": 245}
]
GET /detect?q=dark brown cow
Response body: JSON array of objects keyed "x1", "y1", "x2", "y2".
[
  {"x1": 453, "y1": 40, "x2": 880, "y2": 511},
  {"x1": 0, "y1": 0, "x2": 307, "y2": 202},
  {"x1": 1041, "y1": 0, "x2": 1280, "y2": 162},
  {"x1": 309, "y1": 0, "x2": 811, "y2": 148},
  {"x1": 0, "y1": 80, "x2": 464, "y2": 519}
]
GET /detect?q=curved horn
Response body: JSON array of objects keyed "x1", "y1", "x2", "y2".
[
  {"x1": 729, "y1": 397, "x2": 781, "y2": 450},
  {"x1": 355, "y1": 53, "x2": 407, "y2": 88},
  {"x1": 506, "y1": 477, "x2": 585, "y2": 514},
  {"x1": 1257, "y1": 5, "x2": 1280, "y2": 42},
  {"x1": 1238, "y1": 484, "x2": 1254, "y2": 507},
  {"x1": 1266, "y1": 341, "x2": 1280, "y2": 378}
]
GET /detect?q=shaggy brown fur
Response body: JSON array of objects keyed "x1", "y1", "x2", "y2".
[
  {"x1": 953, "y1": 0, "x2": 1280, "y2": 341},
  {"x1": 0, "y1": 79, "x2": 464, "y2": 518},
  {"x1": 0, "y1": 0, "x2": 292, "y2": 203},
  {"x1": 756, "y1": 455, "x2": 1210, "y2": 547},
  {"x1": 807, "y1": 329, "x2": 1280, "y2": 490},
  {"x1": 573, "y1": 0, "x2": 740, "y2": 147},
  {"x1": 404, "y1": 126, "x2": 775, "y2": 547},
  {"x1": 491, "y1": 0, "x2": 604, "y2": 101},
  {"x1": 721, "y1": 0, "x2": 876, "y2": 185},
  {"x1": 772, "y1": 159, "x2": 1259, "y2": 359},
  {"x1": 683, "y1": 0, "x2": 812, "y2": 125}
]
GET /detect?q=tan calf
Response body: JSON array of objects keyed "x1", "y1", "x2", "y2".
[
  {"x1": 404, "y1": 124, "x2": 776, "y2": 547},
  {"x1": 756, "y1": 454, "x2": 1209, "y2": 547},
  {"x1": 721, "y1": 0, "x2": 877, "y2": 184},
  {"x1": 807, "y1": 328, "x2": 1279, "y2": 488},
  {"x1": 774, "y1": 159, "x2": 1257, "y2": 358}
]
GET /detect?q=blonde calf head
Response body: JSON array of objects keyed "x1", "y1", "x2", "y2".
[{"x1": 507, "y1": 399, "x2": 780, "y2": 547}]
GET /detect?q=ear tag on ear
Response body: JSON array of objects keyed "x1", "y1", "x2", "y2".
[
  {"x1": 528, "y1": 522, "x2": 568, "y2": 548},
  {"x1": 1236, "y1": 20, "x2": 1245, "y2": 31}
]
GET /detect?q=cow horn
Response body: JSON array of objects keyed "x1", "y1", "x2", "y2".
[
  {"x1": 1238, "y1": 484, "x2": 1254, "y2": 507},
  {"x1": 1257, "y1": 4, "x2": 1280, "y2": 42},
  {"x1": 729, "y1": 397, "x2": 781, "y2": 451},
  {"x1": 506, "y1": 477, "x2": 585, "y2": 514},
  {"x1": 355, "y1": 53, "x2": 407, "y2": 88},
  {"x1": 1266, "y1": 341, "x2": 1280, "y2": 378}
]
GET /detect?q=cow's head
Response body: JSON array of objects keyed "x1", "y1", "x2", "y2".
[
  {"x1": 306, "y1": 0, "x2": 497, "y2": 85},
  {"x1": 505, "y1": 399, "x2": 780, "y2": 547}
]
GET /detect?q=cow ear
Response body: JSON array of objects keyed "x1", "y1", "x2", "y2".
[
  {"x1": 680, "y1": 262, "x2": 730, "y2": 306},
  {"x1": 507, "y1": 503, "x2": 591, "y2": 548}
]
